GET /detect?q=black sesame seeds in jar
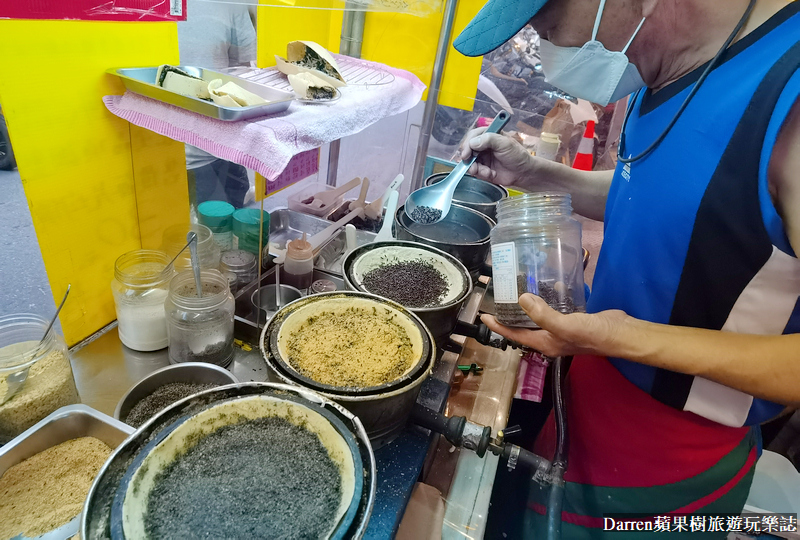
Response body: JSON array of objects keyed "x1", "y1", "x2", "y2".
[{"x1": 490, "y1": 193, "x2": 586, "y2": 328}]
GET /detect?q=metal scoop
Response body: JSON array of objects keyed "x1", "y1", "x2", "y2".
[
  {"x1": 187, "y1": 231, "x2": 202, "y2": 298},
  {"x1": 405, "y1": 110, "x2": 511, "y2": 224},
  {"x1": 1, "y1": 284, "x2": 71, "y2": 405}
]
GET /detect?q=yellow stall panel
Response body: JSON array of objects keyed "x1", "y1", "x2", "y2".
[{"x1": 0, "y1": 20, "x2": 186, "y2": 345}]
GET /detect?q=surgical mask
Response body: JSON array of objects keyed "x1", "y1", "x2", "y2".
[{"x1": 539, "y1": 0, "x2": 646, "y2": 106}]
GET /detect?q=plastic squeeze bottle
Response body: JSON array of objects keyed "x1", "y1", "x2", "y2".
[{"x1": 283, "y1": 233, "x2": 314, "y2": 290}]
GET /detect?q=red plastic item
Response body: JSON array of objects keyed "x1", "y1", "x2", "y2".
[
  {"x1": 572, "y1": 120, "x2": 596, "y2": 171},
  {"x1": 477, "y1": 117, "x2": 492, "y2": 128}
]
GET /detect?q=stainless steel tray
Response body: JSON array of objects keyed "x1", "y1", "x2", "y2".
[
  {"x1": 268, "y1": 208, "x2": 334, "y2": 253},
  {"x1": 0, "y1": 405, "x2": 134, "y2": 540},
  {"x1": 108, "y1": 66, "x2": 295, "y2": 121}
]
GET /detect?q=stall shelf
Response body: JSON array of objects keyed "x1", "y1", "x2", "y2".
[{"x1": 103, "y1": 55, "x2": 424, "y2": 192}]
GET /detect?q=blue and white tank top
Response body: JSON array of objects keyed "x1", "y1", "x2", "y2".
[{"x1": 587, "y1": 3, "x2": 800, "y2": 427}]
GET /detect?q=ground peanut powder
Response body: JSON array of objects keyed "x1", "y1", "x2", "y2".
[
  {"x1": 0, "y1": 349, "x2": 80, "y2": 442},
  {"x1": 284, "y1": 306, "x2": 416, "y2": 388},
  {"x1": 0, "y1": 437, "x2": 112, "y2": 539}
]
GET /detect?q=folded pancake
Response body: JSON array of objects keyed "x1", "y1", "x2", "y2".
[
  {"x1": 288, "y1": 72, "x2": 337, "y2": 100},
  {"x1": 208, "y1": 79, "x2": 269, "y2": 107},
  {"x1": 276, "y1": 41, "x2": 347, "y2": 88}
]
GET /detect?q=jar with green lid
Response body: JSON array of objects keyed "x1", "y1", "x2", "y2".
[
  {"x1": 165, "y1": 269, "x2": 235, "y2": 367},
  {"x1": 0, "y1": 314, "x2": 79, "y2": 442},
  {"x1": 490, "y1": 192, "x2": 586, "y2": 328},
  {"x1": 112, "y1": 249, "x2": 174, "y2": 351},
  {"x1": 198, "y1": 200, "x2": 235, "y2": 251},
  {"x1": 232, "y1": 208, "x2": 270, "y2": 256}
]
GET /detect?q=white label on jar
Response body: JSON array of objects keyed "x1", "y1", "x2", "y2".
[
  {"x1": 492, "y1": 242, "x2": 519, "y2": 303},
  {"x1": 232, "y1": 234, "x2": 239, "y2": 250}
]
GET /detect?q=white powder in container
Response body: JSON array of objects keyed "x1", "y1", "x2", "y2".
[{"x1": 115, "y1": 288, "x2": 169, "y2": 351}]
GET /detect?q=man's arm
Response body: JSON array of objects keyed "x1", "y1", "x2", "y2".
[
  {"x1": 461, "y1": 131, "x2": 613, "y2": 220},
  {"x1": 769, "y1": 99, "x2": 800, "y2": 252},
  {"x1": 482, "y1": 295, "x2": 800, "y2": 407}
]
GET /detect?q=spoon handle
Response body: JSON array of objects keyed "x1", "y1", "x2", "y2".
[
  {"x1": 40, "y1": 284, "x2": 70, "y2": 346},
  {"x1": 463, "y1": 110, "x2": 512, "y2": 170}
]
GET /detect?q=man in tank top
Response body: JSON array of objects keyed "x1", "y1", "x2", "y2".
[{"x1": 454, "y1": 0, "x2": 800, "y2": 537}]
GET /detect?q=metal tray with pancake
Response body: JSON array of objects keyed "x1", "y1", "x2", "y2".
[{"x1": 108, "y1": 66, "x2": 295, "y2": 121}]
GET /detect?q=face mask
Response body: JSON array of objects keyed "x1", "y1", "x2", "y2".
[{"x1": 539, "y1": 0, "x2": 646, "y2": 106}]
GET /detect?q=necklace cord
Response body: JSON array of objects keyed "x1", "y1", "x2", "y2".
[{"x1": 617, "y1": 0, "x2": 757, "y2": 164}]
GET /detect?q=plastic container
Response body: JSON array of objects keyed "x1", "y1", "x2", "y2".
[
  {"x1": 535, "y1": 132, "x2": 561, "y2": 162},
  {"x1": 490, "y1": 193, "x2": 586, "y2": 328},
  {"x1": 161, "y1": 223, "x2": 222, "y2": 272},
  {"x1": 112, "y1": 250, "x2": 174, "y2": 352},
  {"x1": 219, "y1": 250, "x2": 257, "y2": 294},
  {"x1": 283, "y1": 233, "x2": 314, "y2": 291},
  {"x1": 232, "y1": 209, "x2": 270, "y2": 256},
  {"x1": 288, "y1": 182, "x2": 345, "y2": 217},
  {"x1": 197, "y1": 200, "x2": 235, "y2": 251},
  {"x1": 0, "y1": 314, "x2": 80, "y2": 442},
  {"x1": 165, "y1": 269, "x2": 236, "y2": 367}
]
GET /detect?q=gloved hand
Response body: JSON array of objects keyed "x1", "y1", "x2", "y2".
[{"x1": 458, "y1": 127, "x2": 537, "y2": 187}]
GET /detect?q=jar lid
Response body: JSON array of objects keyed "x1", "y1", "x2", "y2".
[
  {"x1": 198, "y1": 201, "x2": 235, "y2": 228},
  {"x1": 311, "y1": 279, "x2": 337, "y2": 294},
  {"x1": 287, "y1": 233, "x2": 312, "y2": 261},
  {"x1": 220, "y1": 250, "x2": 257, "y2": 272}
]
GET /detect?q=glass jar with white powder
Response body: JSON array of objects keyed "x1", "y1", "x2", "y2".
[{"x1": 112, "y1": 250, "x2": 174, "y2": 351}]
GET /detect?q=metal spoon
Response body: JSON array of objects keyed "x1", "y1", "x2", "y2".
[
  {"x1": 186, "y1": 231, "x2": 202, "y2": 298},
  {"x1": 405, "y1": 110, "x2": 511, "y2": 224},
  {"x1": 1, "y1": 284, "x2": 71, "y2": 405}
]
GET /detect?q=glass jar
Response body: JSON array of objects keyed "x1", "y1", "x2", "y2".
[
  {"x1": 232, "y1": 208, "x2": 270, "y2": 256},
  {"x1": 161, "y1": 223, "x2": 222, "y2": 272},
  {"x1": 198, "y1": 200, "x2": 235, "y2": 252},
  {"x1": 165, "y1": 269, "x2": 235, "y2": 367},
  {"x1": 490, "y1": 193, "x2": 586, "y2": 328},
  {"x1": 112, "y1": 250, "x2": 174, "y2": 351},
  {"x1": 219, "y1": 250, "x2": 257, "y2": 294},
  {"x1": 0, "y1": 314, "x2": 80, "y2": 442}
]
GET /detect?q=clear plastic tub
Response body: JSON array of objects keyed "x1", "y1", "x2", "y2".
[
  {"x1": 165, "y1": 269, "x2": 236, "y2": 367},
  {"x1": 288, "y1": 183, "x2": 346, "y2": 217},
  {"x1": 490, "y1": 193, "x2": 586, "y2": 328},
  {"x1": 112, "y1": 250, "x2": 174, "y2": 352},
  {"x1": 0, "y1": 314, "x2": 80, "y2": 443}
]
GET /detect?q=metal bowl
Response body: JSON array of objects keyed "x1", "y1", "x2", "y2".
[
  {"x1": 424, "y1": 173, "x2": 508, "y2": 220},
  {"x1": 251, "y1": 284, "x2": 304, "y2": 320},
  {"x1": 260, "y1": 291, "x2": 436, "y2": 448},
  {"x1": 83, "y1": 383, "x2": 376, "y2": 540},
  {"x1": 394, "y1": 203, "x2": 495, "y2": 281},
  {"x1": 342, "y1": 241, "x2": 473, "y2": 346},
  {"x1": 114, "y1": 362, "x2": 238, "y2": 423}
]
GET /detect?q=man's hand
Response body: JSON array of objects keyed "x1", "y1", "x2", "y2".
[
  {"x1": 480, "y1": 293, "x2": 629, "y2": 357},
  {"x1": 459, "y1": 128, "x2": 537, "y2": 186}
]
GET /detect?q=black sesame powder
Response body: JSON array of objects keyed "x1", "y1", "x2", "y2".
[
  {"x1": 409, "y1": 206, "x2": 442, "y2": 224},
  {"x1": 495, "y1": 276, "x2": 576, "y2": 327},
  {"x1": 124, "y1": 383, "x2": 217, "y2": 428},
  {"x1": 361, "y1": 260, "x2": 449, "y2": 308},
  {"x1": 144, "y1": 416, "x2": 342, "y2": 539}
]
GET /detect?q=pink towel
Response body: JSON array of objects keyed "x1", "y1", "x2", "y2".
[{"x1": 103, "y1": 58, "x2": 425, "y2": 181}]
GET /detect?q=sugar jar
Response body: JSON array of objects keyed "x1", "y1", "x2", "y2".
[
  {"x1": 165, "y1": 269, "x2": 235, "y2": 367},
  {"x1": 0, "y1": 314, "x2": 80, "y2": 442},
  {"x1": 112, "y1": 250, "x2": 174, "y2": 351},
  {"x1": 490, "y1": 192, "x2": 586, "y2": 328}
]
